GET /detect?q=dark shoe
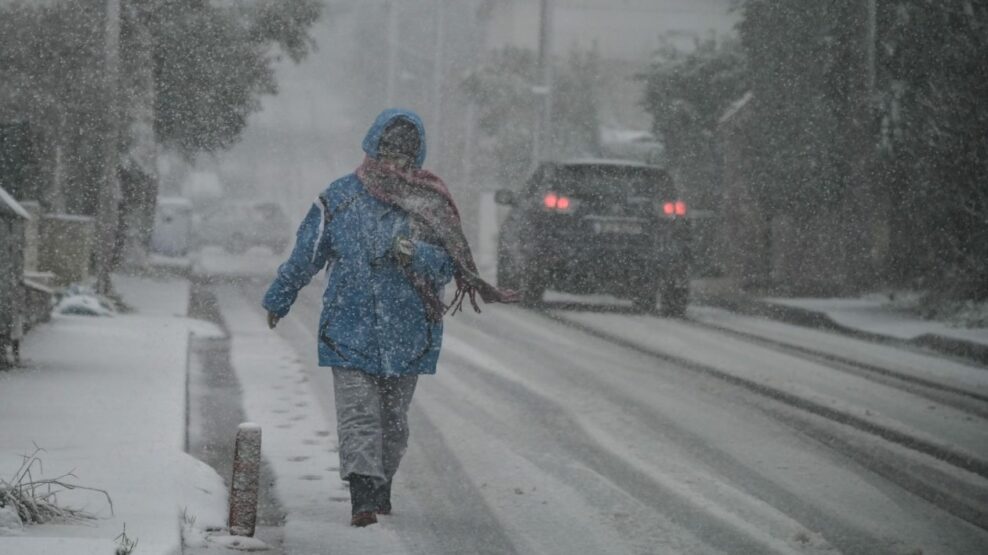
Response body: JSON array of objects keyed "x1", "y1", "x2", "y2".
[
  {"x1": 351, "y1": 511, "x2": 378, "y2": 527},
  {"x1": 375, "y1": 480, "x2": 393, "y2": 515},
  {"x1": 348, "y1": 474, "x2": 378, "y2": 522}
]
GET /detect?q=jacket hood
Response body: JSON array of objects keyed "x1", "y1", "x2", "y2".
[{"x1": 362, "y1": 109, "x2": 427, "y2": 168}]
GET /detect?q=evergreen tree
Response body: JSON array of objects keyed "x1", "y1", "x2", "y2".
[
  {"x1": 877, "y1": 0, "x2": 988, "y2": 300},
  {"x1": 738, "y1": 0, "x2": 868, "y2": 216},
  {"x1": 736, "y1": 0, "x2": 876, "y2": 293},
  {"x1": 149, "y1": 0, "x2": 322, "y2": 156},
  {"x1": 0, "y1": 0, "x2": 322, "y2": 162},
  {"x1": 640, "y1": 36, "x2": 748, "y2": 209},
  {"x1": 461, "y1": 46, "x2": 603, "y2": 186}
]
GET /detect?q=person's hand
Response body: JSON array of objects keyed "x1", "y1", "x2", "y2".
[
  {"x1": 393, "y1": 236, "x2": 415, "y2": 266},
  {"x1": 267, "y1": 312, "x2": 280, "y2": 329}
]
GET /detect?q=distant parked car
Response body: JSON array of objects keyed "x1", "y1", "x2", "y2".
[
  {"x1": 193, "y1": 200, "x2": 291, "y2": 254},
  {"x1": 495, "y1": 159, "x2": 691, "y2": 315},
  {"x1": 151, "y1": 196, "x2": 193, "y2": 257}
]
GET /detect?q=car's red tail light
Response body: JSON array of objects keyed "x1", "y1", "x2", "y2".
[
  {"x1": 661, "y1": 200, "x2": 687, "y2": 217},
  {"x1": 543, "y1": 192, "x2": 572, "y2": 211}
]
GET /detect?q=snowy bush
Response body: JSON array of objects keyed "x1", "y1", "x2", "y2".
[{"x1": 52, "y1": 284, "x2": 116, "y2": 317}]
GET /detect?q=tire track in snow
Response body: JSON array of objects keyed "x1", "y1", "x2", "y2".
[
  {"x1": 434, "y1": 337, "x2": 837, "y2": 555},
  {"x1": 441, "y1": 320, "x2": 902, "y2": 554},
  {"x1": 414, "y1": 378, "x2": 649, "y2": 555},
  {"x1": 680, "y1": 311, "x2": 988, "y2": 416},
  {"x1": 530, "y1": 308, "x2": 988, "y2": 535},
  {"x1": 542, "y1": 309, "x2": 988, "y2": 481},
  {"x1": 442, "y1": 306, "x2": 988, "y2": 553}
]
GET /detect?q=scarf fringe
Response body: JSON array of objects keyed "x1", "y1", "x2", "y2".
[
  {"x1": 446, "y1": 280, "x2": 482, "y2": 317},
  {"x1": 357, "y1": 156, "x2": 519, "y2": 320}
]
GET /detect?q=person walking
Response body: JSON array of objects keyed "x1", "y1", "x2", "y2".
[{"x1": 262, "y1": 109, "x2": 517, "y2": 527}]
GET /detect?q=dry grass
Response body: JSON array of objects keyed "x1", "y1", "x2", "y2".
[{"x1": 0, "y1": 446, "x2": 113, "y2": 525}]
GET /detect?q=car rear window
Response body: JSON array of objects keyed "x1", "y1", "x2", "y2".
[{"x1": 537, "y1": 164, "x2": 674, "y2": 199}]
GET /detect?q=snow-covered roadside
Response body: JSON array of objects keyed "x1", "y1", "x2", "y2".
[
  {"x1": 766, "y1": 297, "x2": 988, "y2": 347},
  {"x1": 215, "y1": 287, "x2": 409, "y2": 555},
  {"x1": 0, "y1": 275, "x2": 227, "y2": 555},
  {"x1": 689, "y1": 306, "x2": 988, "y2": 395}
]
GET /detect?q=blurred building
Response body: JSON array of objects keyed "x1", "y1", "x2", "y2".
[
  {"x1": 484, "y1": 0, "x2": 738, "y2": 132},
  {"x1": 0, "y1": 0, "x2": 159, "y2": 275},
  {"x1": 485, "y1": 0, "x2": 737, "y2": 60}
]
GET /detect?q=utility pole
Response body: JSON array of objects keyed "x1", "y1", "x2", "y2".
[
  {"x1": 848, "y1": 0, "x2": 880, "y2": 290},
  {"x1": 385, "y1": 0, "x2": 399, "y2": 107},
  {"x1": 432, "y1": 0, "x2": 446, "y2": 153},
  {"x1": 865, "y1": 0, "x2": 876, "y2": 95},
  {"x1": 96, "y1": 0, "x2": 122, "y2": 294},
  {"x1": 532, "y1": 0, "x2": 554, "y2": 167}
]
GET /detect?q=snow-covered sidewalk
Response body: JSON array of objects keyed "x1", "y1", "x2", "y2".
[
  {"x1": 216, "y1": 286, "x2": 410, "y2": 554},
  {"x1": 0, "y1": 275, "x2": 227, "y2": 555}
]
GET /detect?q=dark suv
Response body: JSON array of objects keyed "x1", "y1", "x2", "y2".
[{"x1": 495, "y1": 160, "x2": 691, "y2": 315}]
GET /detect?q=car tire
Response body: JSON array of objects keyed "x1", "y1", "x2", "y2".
[
  {"x1": 660, "y1": 283, "x2": 688, "y2": 317},
  {"x1": 520, "y1": 270, "x2": 546, "y2": 306},
  {"x1": 632, "y1": 285, "x2": 659, "y2": 313},
  {"x1": 497, "y1": 248, "x2": 520, "y2": 290}
]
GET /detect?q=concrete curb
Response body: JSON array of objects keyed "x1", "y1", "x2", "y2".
[
  {"x1": 699, "y1": 294, "x2": 988, "y2": 367},
  {"x1": 912, "y1": 334, "x2": 988, "y2": 367}
]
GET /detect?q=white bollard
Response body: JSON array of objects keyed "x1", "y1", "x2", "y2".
[{"x1": 229, "y1": 422, "x2": 262, "y2": 537}]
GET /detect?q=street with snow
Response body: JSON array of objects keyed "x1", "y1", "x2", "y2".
[
  {"x1": 211, "y1": 268, "x2": 988, "y2": 554},
  {"x1": 3, "y1": 2, "x2": 988, "y2": 554},
  {"x1": 3, "y1": 262, "x2": 986, "y2": 554}
]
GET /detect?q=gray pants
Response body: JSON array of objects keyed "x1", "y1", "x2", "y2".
[{"x1": 332, "y1": 367, "x2": 418, "y2": 485}]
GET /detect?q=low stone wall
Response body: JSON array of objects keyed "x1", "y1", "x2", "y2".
[{"x1": 39, "y1": 213, "x2": 96, "y2": 286}]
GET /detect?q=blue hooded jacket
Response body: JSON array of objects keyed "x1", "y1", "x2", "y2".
[{"x1": 262, "y1": 109, "x2": 454, "y2": 375}]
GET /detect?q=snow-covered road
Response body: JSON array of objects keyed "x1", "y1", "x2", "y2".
[{"x1": 224, "y1": 283, "x2": 988, "y2": 554}]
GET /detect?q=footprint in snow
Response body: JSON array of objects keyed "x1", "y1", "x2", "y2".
[{"x1": 287, "y1": 455, "x2": 310, "y2": 462}]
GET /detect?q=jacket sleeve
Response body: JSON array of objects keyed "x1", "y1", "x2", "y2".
[
  {"x1": 409, "y1": 240, "x2": 454, "y2": 286},
  {"x1": 262, "y1": 198, "x2": 332, "y2": 317}
]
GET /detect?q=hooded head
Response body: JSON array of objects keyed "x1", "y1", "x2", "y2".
[{"x1": 362, "y1": 109, "x2": 428, "y2": 169}]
